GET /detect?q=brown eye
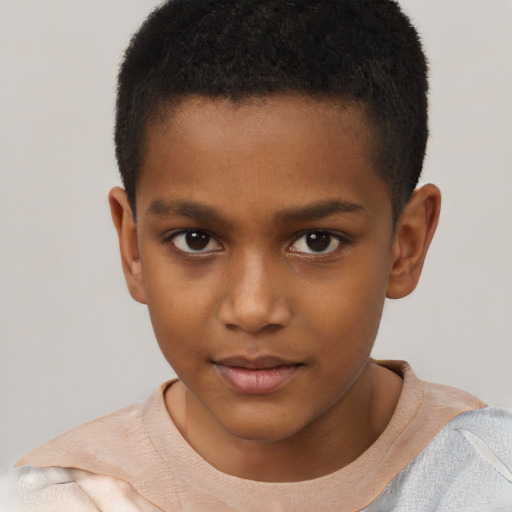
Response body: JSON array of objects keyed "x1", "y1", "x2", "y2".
[
  {"x1": 306, "y1": 232, "x2": 331, "y2": 252},
  {"x1": 290, "y1": 231, "x2": 341, "y2": 254},
  {"x1": 186, "y1": 231, "x2": 210, "y2": 250},
  {"x1": 171, "y1": 230, "x2": 221, "y2": 253}
]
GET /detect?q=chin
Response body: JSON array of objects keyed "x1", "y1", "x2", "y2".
[{"x1": 216, "y1": 406, "x2": 311, "y2": 444}]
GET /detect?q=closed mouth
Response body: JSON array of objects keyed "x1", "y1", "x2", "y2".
[
  {"x1": 212, "y1": 356, "x2": 303, "y2": 394},
  {"x1": 212, "y1": 355, "x2": 302, "y2": 370}
]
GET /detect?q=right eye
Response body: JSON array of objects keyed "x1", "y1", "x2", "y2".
[{"x1": 169, "y1": 230, "x2": 222, "y2": 254}]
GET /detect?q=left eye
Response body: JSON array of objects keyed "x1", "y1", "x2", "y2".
[
  {"x1": 290, "y1": 231, "x2": 341, "y2": 254},
  {"x1": 170, "y1": 230, "x2": 221, "y2": 253}
]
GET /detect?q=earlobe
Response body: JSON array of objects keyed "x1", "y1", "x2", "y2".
[
  {"x1": 386, "y1": 184, "x2": 441, "y2": 299},
  {"x1": 108, "y1": 187, "x2": 147, "y2": 304}
]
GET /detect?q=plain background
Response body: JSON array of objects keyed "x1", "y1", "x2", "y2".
[{"x1": 0, "y1": 0, "x2": 511, "y2": 472}]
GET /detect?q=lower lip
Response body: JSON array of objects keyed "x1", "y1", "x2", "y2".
[{"x1": 214, "y1": 364, "x2": 301, "y2": 394}]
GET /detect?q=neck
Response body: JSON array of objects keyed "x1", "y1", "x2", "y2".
[{"x1": 166, "y1": 362, "x2": 402, "y2": 482}]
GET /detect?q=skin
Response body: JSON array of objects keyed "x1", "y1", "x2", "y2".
[{"x1": 109, "y1": 95, "x2": 440, "y2": 482}]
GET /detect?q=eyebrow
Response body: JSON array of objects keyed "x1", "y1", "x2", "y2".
[
  {"x1": 275, "y1": 199, "x2": 365, "y2": 223},
  {"x1": 146, "y1": 198, "x2": 365, "y2": 224},
  {"x1": 146, "y1": 199, "x2": 226, "y2": 224}
]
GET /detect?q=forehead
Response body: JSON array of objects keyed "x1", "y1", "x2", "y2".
[
  {"x1": 149, "y1": 95, "x2": 373, "y2": 158},
  {"x1": 138, "y1": 95, "x2": 391, "y2": 222}
]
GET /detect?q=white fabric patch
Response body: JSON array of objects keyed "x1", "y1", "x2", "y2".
[{"x1": 458, "y1": 428, "x2": 512, "y2": 484}]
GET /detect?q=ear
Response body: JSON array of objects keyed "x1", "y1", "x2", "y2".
[
  {"x1": 108, "y1": 187, "x2": 147, "y2": 304},
  {"x1": 386, "y1": 184, "x2": 441, "y2": 299}
]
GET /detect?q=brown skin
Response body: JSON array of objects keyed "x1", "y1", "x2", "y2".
[{"x1": 109, "y1": 95, "x2": 440, "y2": 482}]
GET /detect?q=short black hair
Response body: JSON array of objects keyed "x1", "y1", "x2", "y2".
[{"x1": 115, "y1": 0, "x2": 428, "y2": 219}]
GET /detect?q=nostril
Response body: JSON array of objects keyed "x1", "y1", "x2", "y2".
[{"x1": 223, "y1": 322, "x2": 284, "y2": 335}]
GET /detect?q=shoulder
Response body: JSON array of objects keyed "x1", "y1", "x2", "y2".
[
  {"x1": 10, "y1": 381, "x2": 189, "y2": 510},
  {"x1": 14, "y1": 382, "x2": 178, "y2": 492},
  {"x1": 0, "y1": 466, "x2": 162, "y2": 511},
  {"x1": 15, "y1": 401, "x2": 148, "y2": 475},
  {"x1": 447, "y1": 404, "x2": 512, "y2": 435},
  {"x1": 424, "y1": 406, "x2": 512, "y2": 480},
  {"x1": 443, "y1": 406, "x2": 512, "y2": 479},
  {"x1": 369, "y1": 407, "x2": 512, "y2": 512}
]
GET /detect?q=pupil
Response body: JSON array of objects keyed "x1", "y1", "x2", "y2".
[
  {"x1": 306, "y1": 232, "x2": 330, "y2": 252},
  {"x1": 186, "y1": 231, "x2": 210, "y2": 250}
]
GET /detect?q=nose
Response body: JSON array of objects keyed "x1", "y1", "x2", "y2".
[{"x1": 217, "y1": 252, "x2": 292, "y2": 334}]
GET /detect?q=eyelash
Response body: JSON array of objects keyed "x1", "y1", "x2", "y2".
[
  {"x1": 162, "y1": 229, "x2": 222, "y2": 256},
  {"x1": 289, "y1": 230, "x2": 349, "y2": 257},
  {"x1": 162, "y1": 229, "x2": 350, "y2": 258}
]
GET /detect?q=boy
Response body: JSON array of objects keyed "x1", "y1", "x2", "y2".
[{"x1": 2, "y1": 0, "x2": 511, "y2": 510}]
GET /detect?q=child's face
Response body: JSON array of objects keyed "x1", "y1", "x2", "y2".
[{"x1": 126, "y1": 96, "x2": 399, "y2": 441}]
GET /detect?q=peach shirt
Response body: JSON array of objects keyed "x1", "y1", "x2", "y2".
[{"x1": 16, "y1": 361, "x2": 485, "y2": 511}]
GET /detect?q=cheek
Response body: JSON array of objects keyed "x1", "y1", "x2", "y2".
[
  {"x1": 141, "y1": 265, "x2": 214, "y2": 360},
  {"x1": 147, "y1": 294, "x2": 208, "y2": 375},
  {"x1": 303, "y1": 255, "x2": 389, "y2": 354},
  {"x1": 142, "y1": 249, "x2": 216, "y2": 319}
]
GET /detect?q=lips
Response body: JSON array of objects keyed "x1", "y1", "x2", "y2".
[{"x1": 213, "y1": 356, "x2": 302, "y2": 394}]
